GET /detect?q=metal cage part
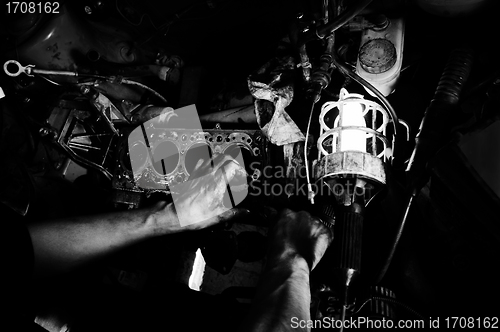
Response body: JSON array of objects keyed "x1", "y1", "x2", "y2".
[{"x1": 314, "y1": 88, "x2": 394, "y2": 185}]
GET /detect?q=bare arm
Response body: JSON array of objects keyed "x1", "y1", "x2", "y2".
[
  {"x1": 27, "y1": 202, "x2": 168, "y2": 277},
  {"x1": 239, "y1": 209, "x2": 333, "y2": 332},
  {"x1": 28, "y1": 154, "x2": 247, "y2": 277}
]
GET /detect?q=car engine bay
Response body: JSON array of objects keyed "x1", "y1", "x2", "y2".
[{"x1": 1, "y1": 0, "x2": 500, "y2": 330}]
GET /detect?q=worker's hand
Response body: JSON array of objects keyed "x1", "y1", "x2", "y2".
[
  {"x1": 267, "y1": 209, "x2": 333, "y2": 271},
  {"x1": 167, "y1": 153, "x2": 249, "y2": 231}
]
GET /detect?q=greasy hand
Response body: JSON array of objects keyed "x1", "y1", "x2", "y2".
[
  {"x1": 267, "y1": 209, "x2": 333, "y2": 271},
  {"x1": 169, "y1": 153, "x2": 249, "y2": 231}
]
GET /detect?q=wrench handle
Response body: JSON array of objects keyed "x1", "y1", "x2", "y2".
[{"x1": 31, "y1": 68, "x2": 78, "y2": 77}]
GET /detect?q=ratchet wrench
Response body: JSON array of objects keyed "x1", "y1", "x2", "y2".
[{"x1": 3, "y1": 60, "x2": 79, "y2": 77}]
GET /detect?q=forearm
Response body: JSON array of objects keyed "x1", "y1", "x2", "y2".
[
  {"x1": 27, "y1": 201, "x2": 178, "y2": 277},
  {"x1": 239, "y1": 253, "x2": 312, "y2": 332}
]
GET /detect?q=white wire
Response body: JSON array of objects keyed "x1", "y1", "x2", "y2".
[
  {"x1": 304, "y1": 101, "x2": 316, "y2": 204},
  {"x1": 339, "y1": 304, "x2": 347, "y2": 332}
]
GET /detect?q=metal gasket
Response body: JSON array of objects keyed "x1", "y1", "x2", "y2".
[{"x1": 112, "y1": 128, "x2": 268, "y2": 204}]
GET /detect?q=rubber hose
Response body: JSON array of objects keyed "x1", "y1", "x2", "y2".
[{"x1": 376, "y1": 48, "x2": 474, "y2": 284}]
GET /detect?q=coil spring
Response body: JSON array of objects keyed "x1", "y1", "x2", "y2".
[{"x1": 433, "y1": 48, "x2": 474, "y2": 105}]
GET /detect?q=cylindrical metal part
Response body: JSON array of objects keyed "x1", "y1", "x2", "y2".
[
  {"x1": 332, "y1": 202, "x2": 365, "y2": 306},
  {"x1": 334, "y1": 204, "x2": 364, "y2": 274}
]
